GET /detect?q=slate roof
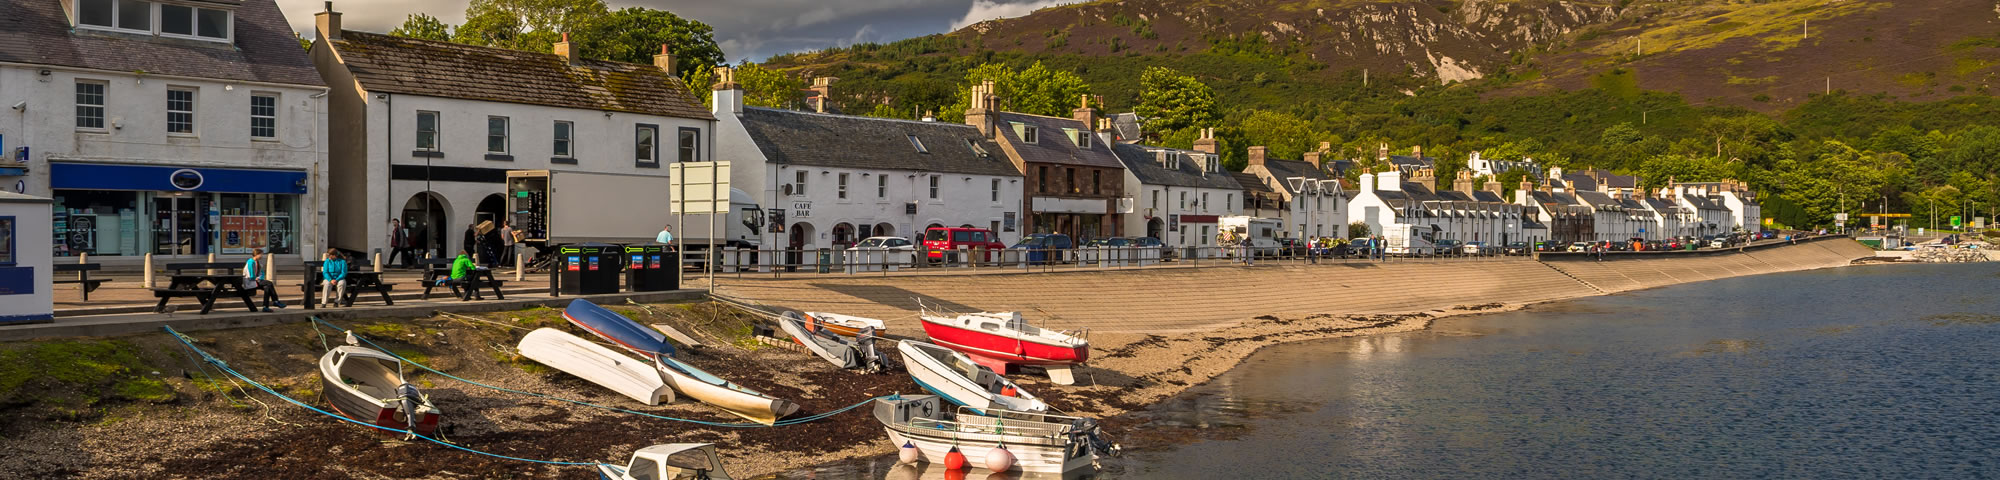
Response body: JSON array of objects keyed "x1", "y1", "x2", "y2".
[
  {"x1": 991, "y1": 113, "x2": 1123, "y2": 169},
  {"x1": 1232, "y1": 171, "x2": 1275, "y2": 194},
  {"x1": 735, "y1": 107, "x2": 1017, "y2": 177},
  {"x1": 1684, "y1": 195, "x2": 1727, "y2": 211},
  {"x1": 1110, "y1": 144, "x2": 1242, "y2": 190},
  {"x1": 1256, "y1": 158, "x2": 1335, "y2": 198},
  {"x1": 1521, "y1": 219, "x2": 1548, "y2": 230},
  {"x1": 1562, "y1": 174, "x2": 1599, "y2": 192},
  {"x1": 1472, "y1": 191, "x2": 1505, "y2": 203},
  {"x1": 0, "y1": 0, "x2": 321, "y2": 86},
  {"x1": 328, "y1": 31, "x2": 711, "y2": 120},
  {"x1": 1643, "y1": 198, "x2": 1680, "y2": 212},
  {"x1": 1110, "y1": 113, "x2": 1143, "y2": 143},
  {"x1": 1574, "y1": 191, "x2": 1620, "y2": 209}
]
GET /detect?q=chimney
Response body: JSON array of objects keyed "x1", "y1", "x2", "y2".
[
  {"x1": 965, "y1": 80, "x2": 997, "y2": 136},
  {"x1": 1484, "y1": 176, "x2": 1503, "y2": 195},
  {"x1": 1303, "y1": 151, "x2": 1322, "y2": 169},
  {"x1": 314, "y1": 2, "x2": 341, "y2": 42},
  {"x1": 1515, "y1": 179, "x2": 1533, "y2": 206},
  {"x1": 1377, "y1": 169, "x2": 1402, "y2": 192},
  {"x1": 1360, "y1": 169, "x2": 1377, "y2": 193},
  {"x1": 1376, "y1": 143, "x2": 1389, "y2": 161},
  {"x1": 921, "y1": 110, "x2": 936, "y2": 122},
  {"x1": 1411, "y1": 167, "x2": 1435, "y2": 193},
  {"x1": 1072, "y1": 95, "x2": 1101, "y2": 134},
  {"x1": 653, "y1": 44, "x2": 676, "y2": 74},
  {"x1": 1453, "y1": 170, "x2": 1475, "y2": 195},
  {"x1": 1192, "y1": 128, "x2": 1218, "y2": 154},
  {"x1": 1411, "y1": 145, "x2": 1423, "y2": 159},
  {"x1": 554, "y1": 32, "x2": 576, "y2": 65},
  {"x1": 808, "y1": 77, "x2": 837, "y2": 113},
  {"x1": 710, "y1": 66, "x2": 743, "y2": 115},
  {"x1": 1247, "y1": 146, "x2": 1267, "y2": 167}
]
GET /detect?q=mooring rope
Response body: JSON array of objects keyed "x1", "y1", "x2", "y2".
[
  {"x1": 311, "y1": 317, "x2": 883, "y2": 428},
  {"x1": 163, "y1": 326, "x2": 605, "y2": 468}
]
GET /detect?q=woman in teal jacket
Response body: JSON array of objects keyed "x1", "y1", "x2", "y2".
[{"x1": 319, "y1": 249, "x2": 349, "y2": 308}]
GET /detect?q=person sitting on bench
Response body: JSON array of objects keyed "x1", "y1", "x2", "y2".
[
  {"x1": 243, "y1": 248, "x2": 285, "y2": 312},
  {"x1": 445, "y1": 249, "x2": 478, "y2": 300},
  {"x1": 319, "y1": 248, "x2": 349, "y2": 308}
]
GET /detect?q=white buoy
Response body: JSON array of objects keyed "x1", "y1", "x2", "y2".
[
  {"x1": 898, "y1": 441, "x2": 921, "y2": 464},
  {"x1": 984, "y1": 443, "x2": 1016, "y2": 472}
]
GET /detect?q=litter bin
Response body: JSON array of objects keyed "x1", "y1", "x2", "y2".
[
  {"x1": 817, "y1": 248, "x2": 832, "y2": 274},
  {"x1": 555, "y1": 242, "x2": 622, "y2": 295},
  {"x1": 625, "y1": 244, "x2": 678, "y2": 292}
]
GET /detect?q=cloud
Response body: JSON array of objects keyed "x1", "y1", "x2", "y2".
[{"x1": 950, "y1": 0, "x2": 1071, "y2": 30}]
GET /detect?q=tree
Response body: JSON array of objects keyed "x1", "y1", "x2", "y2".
[
  {"x1": 1135, "y1": 66, "x2": 1219, "y2": 134},
  {"x1": 735, "y1": 63, "x2": 807, "y2": 109},
  {"x1": 939, "y1": 62, "x2": 1092, "y2": 121},
  {"x1": 453, "y1": 0, "x2": 608, "y2": 52},
  {"x1": 585, "y1": 8, "x2": 724, "y2": 77},
  {"x1": 1235, "y1": 109, "x2": 1321, "y2": 164},
  {"x1": 1348, "y1": 222, "x2": 1371, "y2": 239},
  {"x1": 390, "y1": 14, "x2": 453, "y2": 42}
]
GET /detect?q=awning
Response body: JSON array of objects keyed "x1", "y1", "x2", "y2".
[{"x1": 51, "y1": 162, "x2": 307, "y2": 194}]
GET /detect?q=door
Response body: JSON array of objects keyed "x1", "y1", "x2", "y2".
[{"x1": 154, "y1": 196, "x2": 203, "y2": 255}]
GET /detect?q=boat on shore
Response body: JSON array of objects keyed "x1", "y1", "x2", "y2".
[
  {"x1": 779, "y1": 311, "x2": 891, "y2": 372},
  {"x1": 564, "y1": 299, "x2": 800, "y2": 425},
  {"x1": 317, "y1": 344, "x2": 441, "y2": 436},
  {"x1": 597, "y1": 443, "x2": 735, "y2": 480},
  {"x1": 873, "y1": 394, "x2": 1116, "y2": 474},
  {"x1": 898, "y1": 340, "x2": 1045, "y2": 414},
  {"x1": 918, "y1": 308, "x2": 1089, "y2": 384},
  {"x1": 517, "y1": 328, "x2": 673, "y2": 405},
  {"x1": 801, "y1": 311, "x2": 887, "y2": 338}
]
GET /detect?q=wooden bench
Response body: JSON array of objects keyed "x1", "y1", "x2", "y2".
[
  {"x1": 300, "y1": 261, "x2": 397, "y2": 309},
  {"x1": 420, "y1": 258, "x2": 506, "y2": 301},
  {"x1": 154, "y1": 262, "x2": 256, "y2": 314},
  {"x1": 52, "y1": 263, "x2": 110, "y2": 301}
]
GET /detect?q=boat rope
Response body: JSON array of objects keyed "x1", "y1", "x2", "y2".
[
  {"x1": 162, "y1": 326, "x2": 606, "y2": 468},
  {"x1": 311, "y1": 317, "x2": 884, "y2": 428}
]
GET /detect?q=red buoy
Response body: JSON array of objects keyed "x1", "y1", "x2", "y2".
[{"x1": 944, "y1": 445, "x2": 967, "y2": 470}]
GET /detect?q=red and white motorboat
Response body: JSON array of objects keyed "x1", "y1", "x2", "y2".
[{"x1": 918, "y1": 306, "x2": 1089, "y2": 385}]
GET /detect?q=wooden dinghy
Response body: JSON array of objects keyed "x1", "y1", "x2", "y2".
[
  {"x1": 779, "y1": 311, "x2": 890, "y2": 373},
  {"x1": 318, "y1": 345, "x2": 441, "y2": 436},
  {"x1": 897, "y1": 340, "x2": 1045, "y2": 415},
  {"x1": 517, "y1": 328, "x2": 673, "y2": 405},
  {"x1": 565, "y1": 299, "x2": 800, "y2": 425}
]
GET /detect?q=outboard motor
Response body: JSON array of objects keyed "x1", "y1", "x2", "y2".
[
  {"x1": 1069, "y1": 417, "x2": 1122, "y2": 457},
  {"x1": 395, "y1": 382, "x2": 425, "y2": 435},
  {"x1": 857, "y1": 326, "x2": 891, "y2": 373}
]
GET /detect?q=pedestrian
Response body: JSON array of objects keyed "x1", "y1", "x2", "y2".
[
  {"x1": 476, "y1": 220, "x2": 500, "y2": 268},
  {"x1": 389, "y1": 218, "x2": 413, "y2": 268},
  {"x1": 656, "y1": 224, "x2": 675, "y2": 250},
  {"x1": 442, "y1": 249, "x2": 479, "y2": 300},
  {"x1": 242, "y1": 248, "x2": 284, "y2": 311},
  {"x1": 320, "y1": 248, "x2": 348, "y2": 308},
  {"x1": 498, "y1": 219, "x2": 517, "y2": 266},
  {"x1": 461, "y1": 223, "x2": 479, "y2": 264}
]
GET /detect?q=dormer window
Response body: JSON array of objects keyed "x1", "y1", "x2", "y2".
[
  {"x1": 75, "y1": 0, "x2": 233, "y2": 42},
  {"x1": 1074, "y1": 130, "x2": 1091, "y2": 149},
  {"x1": 1020, "y1": 124, "x2": 1038, "y2": 144},
  {"x1": 1206, "y1": 156, "x2": 1221, "y2": 173},
  {"x1": 965, "y1": 139, "x2": 988, "y2": 157},
  {"x1": 908, "y1": 135, "x2": 927, "y2": 153},
  {"x1": 1164, "y1": 153, "x2": 1179, "y2": 170}
]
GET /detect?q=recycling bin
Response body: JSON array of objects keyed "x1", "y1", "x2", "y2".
[
  {"x1": 625, "y1": 244, "x2": 679, "y2": 292},
  {"x1": 555, "y1": 242, "x2": 621, "y2": 295}
]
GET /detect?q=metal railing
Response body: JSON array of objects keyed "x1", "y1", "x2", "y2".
[{"x1": 687, "y1": 244, "x2": 1536, "y2": 279}]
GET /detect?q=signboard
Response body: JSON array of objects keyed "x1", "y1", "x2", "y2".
[
  {"x1": 1951, "y1": 216, "x2": 1962, "y2": 227},
  {"x1": 1003, "y1": 212, "x2": 1016, "y2": 232},
  {"x1": 792, "y1": 201, "x2": 812, "y2": 218},
  {"x1": 668, "y1": 161, "x2": 730, "y2": 214},
  {"x1": 767, "y1": 209, "x2": 785, "y2": 233}
]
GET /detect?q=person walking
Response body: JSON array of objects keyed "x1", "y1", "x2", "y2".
[
  {"x1": 319, "y1": 248, "x2": 349, "y2": 308},
  {"x1": 656, "y1": 225, "x2": 675, "y2": 249},
  {"x1": 242, "y1": 248, "x2": 284, "y2": 311},
  {"x1": 498, "y1": 219, "x2": 517, "y2": 266},
  {"x1": 389, "y1": 218, "x2": 413, "y2": 268},
  {"x1": 476, "y1": 220, "x2": 500, "y2": 269}
]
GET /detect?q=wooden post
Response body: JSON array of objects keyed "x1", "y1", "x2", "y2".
[{"x1": 142, "y1": 253, "x2": 155, "y2": 288}]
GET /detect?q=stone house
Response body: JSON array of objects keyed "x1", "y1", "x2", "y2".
[{"x1": 964, "y1": 87, "x2": 1127, "y2": 242}]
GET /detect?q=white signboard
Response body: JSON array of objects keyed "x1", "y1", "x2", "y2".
[{"x1": 668, "y1": 161, "x2": 731, "y2": 214}]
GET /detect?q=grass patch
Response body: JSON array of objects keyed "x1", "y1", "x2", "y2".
[{"x1": 0, "y1": 340, "x2": 177, "y2": 412}]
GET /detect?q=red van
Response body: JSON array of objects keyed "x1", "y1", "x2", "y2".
[{"x1": 922, "y1": 227, "x2": 1006, "y2": 261}]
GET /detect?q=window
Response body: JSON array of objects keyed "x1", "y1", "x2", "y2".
[
  {"x1": 552, "y1": 121, "x2": 573, "y2": 158},
  {"x1": 793, "y1": 170, "x2": 807, "y2": 196},
  {"x1": 249, "y1": 94, "x2": 276, "y2": 139},
  {"x1": 1166, "y1": 153, "x2": 1179, "y2": 170},
  {"x1": 1092, "y1": 170, "x2": 1102, "y2": 195},
  {"x1": 0, "y1": 216, "x2": 13, "y2": 266},
  {"x1": 166, "y1": 88, "x2": 195, "y2": 134},
  {"x1": 929, "y1": 175, "x2": 940, "y2": 199},
  {"x1": 1037, "y1": 166, "x2": 1048, "y2": 194},
  {"x1": 966, "y1": 139, "x2": 987, "y2": 156},
  {"x1": 838, "y1": 173, "x2": 849, "y2": 199},
  {"x1": 677, "y1": 127, "x2": 699, "y2": 162},
  {"x1": 991, "y1": 179, "x2": 1001, "y2": 202},
  {"x1": 195, "y1": 8, "x2": 227, "y2": 39},
  {"x1": 1202, "y1": 193, "x2": 1210, "y2": 211},
  {"x1": 877, "y1": 175, "x2": 887, "y2": 198},
  {"x1": 909, "y1": 135, "x2": 927, "y2": 153},
  {"x1": 486, "y1": 116, "x2": 509, "y2": 153},
  {"x1": 1065, "y1": 168, "x2": 1076, "y2": 194},
  {"x1": 1179, "y1": 192, "x2": 1187, "y2": 209},
  {"x1": 117, "y1": 0, "x2": 150, "y2": 31},
  {"x1": 1151, "y1": 191, "x2": 1159, "y2": 210},
  {"x1": 163, "y1": 4, "x2": 229, "y2": 40},
  {"x1": 1226, "y1": 194, "x2": 1234, "y2": 212},
  {"x1": 1022, "y1": 125, "x2": 1038, "y2": 144},
  {"x1": 78, "y1": 0, "x2": 112, "y2": 27},
  {"x1": 1075, "y1": 130, "x2": 1091, "y2": 149},
  {"x1": 78, "y1": 0, "x2": 231, "y2": 40},
  {"x1": 635, "y1": 124, "x2": 659, "y2": 166},
  {"x1": 160, "y1": 4, "x2": 191, "y2": 35},
  {"x1": 75, "y1": 81, "x2": 105, "y2": 130},
  {"x1": 415, "y1": 111, "x2": 439, "y2": 150}
]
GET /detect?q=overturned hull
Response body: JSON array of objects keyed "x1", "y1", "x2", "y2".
[{"x1": 518, "y1": 328, "x2": 673, "y2": 405}]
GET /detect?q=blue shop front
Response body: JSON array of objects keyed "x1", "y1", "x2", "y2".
[{"x1": 48, "y1": 162, "x2": 307, "y2": 258}]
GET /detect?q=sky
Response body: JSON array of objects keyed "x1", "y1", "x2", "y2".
[{"x1": 282, "y1": 0, "x2": 1075, "y2": 61}]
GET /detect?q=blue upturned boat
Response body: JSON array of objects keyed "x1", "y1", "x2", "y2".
[{"x1": 562, "y1": 299, "x2": 675, "y2": 360}]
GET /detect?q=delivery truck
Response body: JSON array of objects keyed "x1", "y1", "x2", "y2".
[{"x1": 505, "y1": 170, "x2": 763, "y2": 270}]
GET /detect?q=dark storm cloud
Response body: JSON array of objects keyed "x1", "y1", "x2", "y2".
[{"x1": 280, "y1": 0, "x2": 1075, "y2": 61}]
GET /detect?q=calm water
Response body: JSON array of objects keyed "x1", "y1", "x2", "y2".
[
  {"x1": 1115, "y1": 262, "x2": 2000, "y2": 479},
  {"x1": 777, "y1": 263, "x2": 2000, "y2": 479}
]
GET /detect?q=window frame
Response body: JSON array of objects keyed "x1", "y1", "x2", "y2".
[
  {"x1": 75, "y1": 80, "x2": 107, "y2": 131},
  {"x1": 552, "y1": 120, "x2": 574, "y2": 161},
  {"x1": 877, "y1": 175, "x2": 887, "y2": 198},
  {"x1": 249, "y1": 93, "x2": 278, "y2": 140},
  {"x1": 1075, "y1": 130, "x2": 1091, "y2": 149},
  {"x1": 676, "y1": 127, "x2": 700, "y2": 163},
  {"x1": 634, "y1": 124, "x2": 660, "y2": 168},
  {"x1": 990, "y1": 178, "x2": 1000, "y2": 203},
  {"x1": 837, "y1": 173, "x2": 849, "y2": 199},
  {"x1": 928, "y1": 175, "x2": 940, "y2": 199},
  {"x1": 909, "y1": 135, "x2": 927, "y2": 153},
  {"x1": 74, "y1": 0, "x2": 235, "y2": 42},
  {"x1": 1021, "y1": 125, "x2": 1038, "y2": 144},
  {"x1": 486, "y1": 116, "x2": 510, "y2": 154},
  {"x1": 415, "y1": 111, "x2": 440, "y2": 151},
  {"x1": 792, "y1": 170, "x2": 808, "y2": 196},
  {"x1": 165, "y1": 87, "x2": 197, "y2": 136}
]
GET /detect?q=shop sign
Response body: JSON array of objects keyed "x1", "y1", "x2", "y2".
[{"x1": 791, "y1": 201, "x2": 812, "y2": 218}]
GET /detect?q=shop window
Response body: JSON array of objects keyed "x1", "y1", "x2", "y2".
[
  {"x1": 166, "y1": 88, "x2": 196, "y2": 134},
  {"x1": 0, "y1": 216, "x2": 13, "y2": 265},
  {"x1": 53, "y1": 190, "x2": 143, "y2": 257},
  {"x1": 250, "y1": 94, "x2": 277, "y2": 139},
  {"x1": 75, "y1": 81, "x2": 106, "y2": 130}
]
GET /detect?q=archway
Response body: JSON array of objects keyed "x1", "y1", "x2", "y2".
[
  {"x1": 400, "y1": 192, "x2": 450, "y2": 260},
  {"x1": 786, "y1": 222, "x2": 815, "y2": 269},
  {"x1": 1146, "y1": 217, "x2": 1165, "y2": 240},
  {"x1": 831, "y1": 223, "x2": 856, "y2": 250},
  {"x1": 873, "y1": 223, "x2": 895, "y2": 239},
  {"x1": 475, "y1": 194, "x2": 506, "y2": 227}
]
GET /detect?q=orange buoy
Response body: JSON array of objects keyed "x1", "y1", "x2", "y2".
[
  {"x1": 999, "y1": 385, "x2": 1018, "y2": 397},
  {"x1": 944, "y1": 445, "x2": 967, "y2": 470},
  {"x1": 984, "y1": 443, "x2": 1016, "y2": 472}
]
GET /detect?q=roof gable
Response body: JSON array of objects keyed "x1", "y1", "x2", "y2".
[
  {"x1": 1111, "y1": 144, "x2": 1242, "y2": 190},
  {"x1": 329, "y1": 31, "x2": 711, "y2": 120},
  {"x1": 0, "y1": 0, "x2": 322, "y2": 86}
]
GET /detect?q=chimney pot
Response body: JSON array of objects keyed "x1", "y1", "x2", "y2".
[
  {"x1": 1191, "y1": 127, "x2": 1218, "y2": 154},
  {"x1": 554, "y1": 33, "x2": 577, "y2": 65},
  {"x1": 654, "y1": 44, "x2": 676, "y2": 74}
]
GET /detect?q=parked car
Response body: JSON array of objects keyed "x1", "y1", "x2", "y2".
[
  {"x1": 1275, "y1": 238, "x2": 1309, "y2": 257},
  {"x1": 1502, "y1": 242, "x2": 1529, "y2": 255},
  {"x1": 922, "y1": 227, "x2": 1006, "y2": 262},
  {"x1": 848, "y1": 236, "x2": 915, "y2": 251},
  {"x1": 1434, "y1": 239, "x2": 1464, "y2": 255},
  {"x1": 1462, "y1": 241, "x2": 1487, "y2": 256},
  {"x1": 1011, "y1": 233, "x2": 1074, "y2": 265}
]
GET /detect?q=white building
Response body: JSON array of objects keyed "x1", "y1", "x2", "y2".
[
  {"x1": 311, "y1": 7, "x2": 715, "y2": 258},
  {"x1": 711, "y1": 73, "x2": 1024, "y2": 264},
  {"x1": 0, "y1": 0, "x2": 328, "y2": 262},
  {"x1": 1467, "y1": 151, "x2": 1544, "y2": 181},
  {"x1": 1348, "y1": 169, "x2": 1431, "y2": 252},
  {"x1": 1674, "y1": 181, "x2": 1762, "y2": 234},
  {"x1": 1237, "y1": 145, "x2": 1343, "y2": 240},
  {"x1": 1110, "y1": 142, "x2": 1242, "y2": 254}
]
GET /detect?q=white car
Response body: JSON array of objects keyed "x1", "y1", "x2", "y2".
[{"x1": 849, "y1": 236, "x2": 915, "y2": 251}]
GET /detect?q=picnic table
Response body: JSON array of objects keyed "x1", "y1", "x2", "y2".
[
  {"x1": 52, "y1": 263, "x2": 111, "y2": 301},
  {"x1": 154, "y1": 262, "x2": 257, "y2": 314},
  {"x1": 419, "y1": 259, "x2": 506, "y2": 301},
  {"x1": 300, "y1": 261, "x2": 397, "y2": 309}
]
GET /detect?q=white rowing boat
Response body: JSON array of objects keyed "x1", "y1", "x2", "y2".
[
  {"x1": 517, "y1": 328, "x2": 673, "y2": 405},
  {"x1": 897, "y1": 340, "x2": 1045, "y2": 414}
]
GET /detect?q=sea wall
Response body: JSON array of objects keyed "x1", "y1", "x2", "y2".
[{"x1": 715, "y1": 238, "x2": 1876, "y2": 333}]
